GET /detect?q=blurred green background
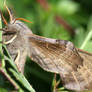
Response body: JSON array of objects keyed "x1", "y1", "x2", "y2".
[{"x1": 0, "y1": 0, "x2": 92, "y2": 92}]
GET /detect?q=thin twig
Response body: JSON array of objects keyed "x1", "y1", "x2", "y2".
[
  {"x1": 0, "y1": 68, "x2": 19, "y2": 90},
  {"x1": 55, "y1": 16, "x2": 75, "y2": 36},
  {"x1": 37, "y1": 0, "x2": 49, "y2": 10},
  {"x1": 36, "y1": 0, "x2": 75, "y2": 36}
]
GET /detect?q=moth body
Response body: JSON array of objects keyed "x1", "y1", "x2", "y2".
[{"x1": 3, "y1": 20, "x2": 32, "y2": 73}]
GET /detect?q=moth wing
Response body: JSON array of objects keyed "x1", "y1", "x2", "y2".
[
  {"x1": 60, "y1": 49, "x2": 92, "y2": 91},
  {"x1": 29, "y1": 34, "x2": 83, "y2": 74},
  {"x1": 78, "y1": 49, "x2": 92, "y2": 68},
  {"x1": 78, "y1": 49, "x2": 92, "y2": 90}
]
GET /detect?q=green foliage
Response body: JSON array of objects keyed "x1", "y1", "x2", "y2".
[
  {"x1": 56, "y1": 0, "x2": 79, "y2": 15},
  {"x1": 0, "y1": 15, "x2": 2, "y2": 52},
  {"x1": 0, "y1": 0, "x2": 92, "y2": 92},
  {"x1": 0, "y1": 88, "x2": 7, "y2": 92}
]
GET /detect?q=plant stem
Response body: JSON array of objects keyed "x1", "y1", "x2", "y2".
[
  {"x1": 0, "y1": 14, "x2": 2, "y2": 52},
  {"x1": 0, "y1": 68, "x2": 19, "y2": 90},
  {"x1": 0, "y1": 14, "x2": 5, "y2": 68},
  {"x1": 80, "y1": 30, "x2": 92, "y2": 49}
]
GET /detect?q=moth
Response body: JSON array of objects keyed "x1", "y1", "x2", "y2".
[{"x1": 1, "y1": 5, "x2": 92, "y2": 92}]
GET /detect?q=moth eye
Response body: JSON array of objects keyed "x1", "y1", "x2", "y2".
[{"x1": 4, "y1": 27, "x2": 8, "y2": 30}]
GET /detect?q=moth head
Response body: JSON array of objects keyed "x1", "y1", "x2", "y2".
[
  {"x1": 0, "y1": 3, "x2": 32, "y2": 35},
  {"x1": 3, "y1": 23, "x2": 18, "y2": 34}
]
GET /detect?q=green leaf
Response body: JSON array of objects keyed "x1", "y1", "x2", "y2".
[
  {"x1": 0, "y1": 87, "x2": 7, "y2": 92},
  {"x1": 74, "y1": 27, "x2": 85, "y2": 47},
  {"x1": 80, "y1": 16, "x2": 92, "y2": 50},
  {"x1": 9, "y1": 68, "x2": 35, "y2": 92},
  {"x1": 4, "y1": 55, "x2": 18, "y2": 72},
  {"x1": 57, "y1": 0, "x2": 79, "y2": 15}
]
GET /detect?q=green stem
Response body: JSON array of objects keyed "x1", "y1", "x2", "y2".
[
  {"x1": 0, "y1": 14, "x2": 5, "y2": 68},
  {"x1": 80, "y1": 30, "x2": 92, "y2": 49},
  {"x1": 0, "y1": 14, "x2": 2, "y2": 51}
]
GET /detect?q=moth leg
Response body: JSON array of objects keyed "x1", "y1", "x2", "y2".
[
  {"x1": 15, "y1": 50, "x2": 26, "y2": 73},
  {"x1": 4, "y1": 35, "x2": 17, "y2": 44},
  {"x1": 14, "y1": 49, "x2": 21, "y2": 72}
]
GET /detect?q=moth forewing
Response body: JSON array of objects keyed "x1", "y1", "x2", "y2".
[{"x1": 29, "y1": 34, "x2": 83, "y2": 74}]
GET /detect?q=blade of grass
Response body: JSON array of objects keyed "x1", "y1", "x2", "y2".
[
  {"x1": 80, "y1": 30, "x2": 92, "y2": 49},
  {"x1": 0, "y1": 13, "x2": 5, "y2": 68},
  {"x1": 9, "y1": 68, "x2": 35, "y2": 92},
  {"x1": 4, "y1": 55, "x2": 18, "y2": 72},
  {"x1": 3, "y1": 44, "x2": 18, "y2": 72},
  {"x1": 3, "y1": 45, "x2": 13, "y2": 59},
  {"x1": 0, "y1": 68, "x2": 20, "y2": 90},
  {"x1": 0, "y1": 14, "x2": 2, "y2": 52}
]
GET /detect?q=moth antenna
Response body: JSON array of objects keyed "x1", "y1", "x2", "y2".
[
  {"x1": 4, "y1": 0, "x2": 32, "y2": 24},
  {"x1": 0, "y1": 9, "x2": 8, "y2": 25},
  {"x1": 14, "y1": 18, "x2": 32, "y2": 23},
  {"x1": 4, "y1": 0, "x2": 15, "y2": 22}
]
